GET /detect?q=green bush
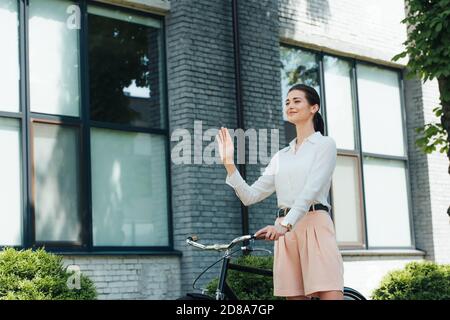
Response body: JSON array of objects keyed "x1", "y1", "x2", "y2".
[
  {"x1": 206, "y1": 255, "x2": 283, "y2": 300},
  {"x1": 372, "y1": 261, "x2": 450, "y2": 300},
  {"x1": 0, "y1": 247, "x2": 97, "y2": 300}
]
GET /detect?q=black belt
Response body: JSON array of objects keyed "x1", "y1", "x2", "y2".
[{"x1": 276, "y1": 203, "x2": 329, "y2": 218}]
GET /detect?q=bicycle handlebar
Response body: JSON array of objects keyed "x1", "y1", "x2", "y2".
[{"x1": 186, "y1": 234, "x2": 261, "y2": 251}]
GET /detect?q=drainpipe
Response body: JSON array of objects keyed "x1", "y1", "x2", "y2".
[{"x1": 231, "y1": 0, "x2": 250, "y2": 240}]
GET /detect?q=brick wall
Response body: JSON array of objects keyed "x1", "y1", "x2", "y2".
[
  {"x1": 413, "y1": 79, "x2": 450, "y2": 264},
  {"x1": 404, "y1": 77, "x2": 436, "y2": 260},
  {"x1": 63, "y1": 256, "x2": 181, "y2": 299},
  {"x1": 166, "y1": 0, "x2": 244, "y2": 294},
  {"x1": 343, "y1": 254, "x2": 424, "y2": 299},
  {"x1": 279, "y1": 0, "x2": 408, "y2": 66}
]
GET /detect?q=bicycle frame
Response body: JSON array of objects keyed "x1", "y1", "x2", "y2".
[{"x1": 216, "y1": 253, "x2": 273, "y2": 300}]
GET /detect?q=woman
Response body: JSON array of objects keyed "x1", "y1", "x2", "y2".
[{"x1": 216, "y1": 84, "x2": 344, "y2": 300}]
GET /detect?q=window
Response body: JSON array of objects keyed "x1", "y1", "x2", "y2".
[
  {"x1": 0, "y1": 0, "x2": 170, "y2": 252},
  {"x1": 280, "y1": 45, "x2": 413, "y2": 249},
  {"x1": 91, "y1": 129, "x2": 168, "y2": 246},
  {"x1": 29, "y1": 0, "x2": 81, "y2": 117},
  {"x1": 357, "y1": 64, "x2": 405, "y2": 156},
  {"x1": 88, "y1": 5, "x2": 165, "y2": 128},
  {"x1": 32, "y1": 122, "x2": 82, "y2": 243},
  {"x1": 0, "y1": 0, "x2": 20, "y2": 112},
  {"x1": 363, "y1": 157, "x2": 411, "y2": 247},
  {"x1": 0, "y1": 118, "x2": 22, "y2": 246},
  {"x1": 356, "y1": 63, "x2": 411, "y2": 248},
  {"x1": 323, "y1": 56, "x2": 356, "y2": 151},
  {"x1": 87, "y1": 4, "x2": 168, "y2": 248},
  {"x1": 332, "y1": 155, "x2": 364, "y2": 246},
  {"x1": 0, "y1": 0, "x2": 22, "y2": 246}
]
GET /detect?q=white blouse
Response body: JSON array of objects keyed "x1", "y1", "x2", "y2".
[{"x1": 225, "y1": 131, "x2": 337, "y2": 227}]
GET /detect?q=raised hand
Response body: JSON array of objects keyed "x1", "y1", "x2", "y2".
[{"x1": 216, "y1": 127, "x2": 235, "y2": 165}]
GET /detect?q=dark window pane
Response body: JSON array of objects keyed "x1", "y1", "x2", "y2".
[
  {"x1": 88, "y1": 6, "x2": 164, "y2": 128},
  {"x1": 280, "y1": 46, "x2": 320, "y2": 143}
]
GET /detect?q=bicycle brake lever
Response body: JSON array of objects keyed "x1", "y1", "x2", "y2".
[{"x1": 187, "y1": 235, "x2": 199, "y2": 242}]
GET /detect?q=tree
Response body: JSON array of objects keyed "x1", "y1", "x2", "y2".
[{"x1": 393, "y1": 0, "x2": 450, "y2": 216}]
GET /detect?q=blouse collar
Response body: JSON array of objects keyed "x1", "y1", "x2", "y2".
[{"x1": 286, "y1": 131, "x2": 322, "y2": 153}]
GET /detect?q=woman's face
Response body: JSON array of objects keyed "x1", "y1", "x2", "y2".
[{"x1": 284, "y1": 89, "x2": 318, "y2": 124}]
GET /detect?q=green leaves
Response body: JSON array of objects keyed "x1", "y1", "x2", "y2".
[
  {"x1": 414, "y1": 117, "x2": 449, "y2": 155},
  {"x1": 395, "y1": 0, "x2": 450, "y2": 81},
  {"x1": 372, "y1": 261, "x2": 450, "y2": 300},
  {"x1": 433, "y1": 106, "x2": 443, "y2": 117},
  {"x1": 0, "y1": 248, "x2": 97, "y2": 300}
]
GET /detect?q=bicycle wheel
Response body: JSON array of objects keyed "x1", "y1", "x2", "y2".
[
  {"x1": 343, "y1": 287, "x2": 366, "y2": 300},
  {"x1": 176, "y1": 293, "x2": 215, "y2": 300}
]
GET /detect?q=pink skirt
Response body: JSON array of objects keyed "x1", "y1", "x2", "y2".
[{"x1": 273, "y1": 210, "x2": 344, "y2": 298}]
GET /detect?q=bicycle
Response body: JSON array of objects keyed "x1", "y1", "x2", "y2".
[{"x1": 178, "y1": 234, "x2": 366, "y2": 300}]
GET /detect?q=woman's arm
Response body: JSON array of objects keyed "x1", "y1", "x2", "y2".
[
  {"x1": 225, "y1": 155, "x2": 277, "y2": 206},
  {"x1": 217, "y1": 127, "x2": 277, "y2": 206}
]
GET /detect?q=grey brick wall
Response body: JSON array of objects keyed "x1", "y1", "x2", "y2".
[
  {"x1": 166, "y1": 0, "x2": 245, "y2": 295},
  {"x1": 63, "y1": 256, "x2": 181, "y2": 299},
  {"x1": 236, "y1": 0, "x2": 284, "y2": 255},
  {"x1": 404, "y1": 77, "x2": 436, "y2": 260}
]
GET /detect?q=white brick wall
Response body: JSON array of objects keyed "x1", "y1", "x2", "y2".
[
  {"x1": 63, "y1": 256, "x2": 181, "y2": 300},
  {"x1": 343, "y1": 254, "x2": 424, "y2": 299},
  {"x1": 93, "y1": 0, "x2": 170, "y2": 15},
  {"x1": 421, "y1": 80, "x2": 450, "y2": 264},
  {"x1": 279, "y1": 0, "x2": 408, "y2": 66}
]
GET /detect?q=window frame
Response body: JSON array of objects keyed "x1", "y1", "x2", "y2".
[
  {"x1": 0, "y1": 0, "x2": 175, "y2": 255},
  {"x1": 280, "y1": 43, "x2": 416, "y2": 251}
]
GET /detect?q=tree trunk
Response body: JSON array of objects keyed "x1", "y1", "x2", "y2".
[{"x1": 438, "y1": 77, "x2": 450, "y2": 216}]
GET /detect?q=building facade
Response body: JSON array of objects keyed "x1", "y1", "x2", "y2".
[{"x1": 0, "y1": 0, "x2": 449, "y2": 299}]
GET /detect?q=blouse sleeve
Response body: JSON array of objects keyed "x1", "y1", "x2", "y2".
[
  {"x1": 282, "y1": 138, "x2": 337, "y2": 227},
  {"x1": 225, "y1": 152, "x2": 279, "y2": 206}
]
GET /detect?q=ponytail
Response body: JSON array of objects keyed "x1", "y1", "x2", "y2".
[{"x1": 313, "y1": 112, "x2": 325, "y2": 135}]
